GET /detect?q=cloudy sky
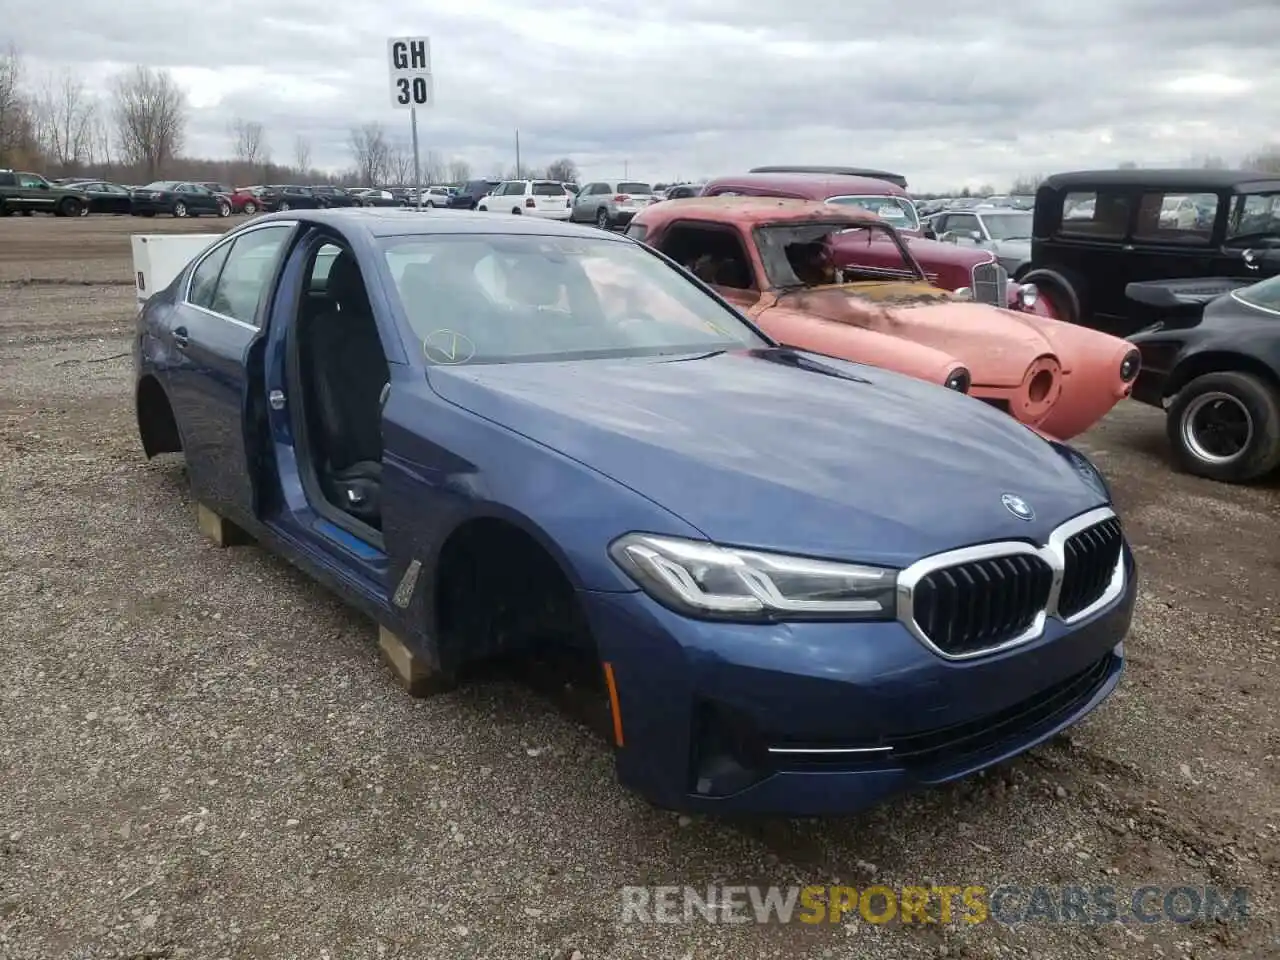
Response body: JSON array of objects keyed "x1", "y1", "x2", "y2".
[{"x1": 7, "y1": 0, "x2": 1279, "y2": 191}]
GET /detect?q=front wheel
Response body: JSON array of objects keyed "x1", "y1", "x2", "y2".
[
  {"x1": 173, "y1": 201, "x2": 188, "y2": 218},
  {"x1": 242, "y1": 201, "x2": 257, "y2": 215},
  {"x1": 217, "y1": 202, "x2": 230, "y2": 217},
  {"x1": 1166, "y1": 371, "x2": 1280, "y2": 483},
  {"x1": 279, "y1": 201, "x2": 291, "y2": 211},
  {"x1": 57, "y1": 197, "x2": 84, "y2": 218}
]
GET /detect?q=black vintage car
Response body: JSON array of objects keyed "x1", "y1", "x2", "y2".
[
  {"x1": 1126, "y1": 274, "x2": 1280, "y2": 483},
  {"x1": 1025, "y1": 169, "x2": 1280, "y2": 333},
  {"x1": 62, "y1": 179, "x2": 134, "y2": 214}
]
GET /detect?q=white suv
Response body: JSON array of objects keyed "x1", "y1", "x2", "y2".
[{"x1": 476, "y1": 180, "x2": 572, "y2": 219}]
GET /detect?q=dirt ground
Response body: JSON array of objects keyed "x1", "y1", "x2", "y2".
[{"x1": 0, "y1": 214, "x2": 1277, "y2": 960}]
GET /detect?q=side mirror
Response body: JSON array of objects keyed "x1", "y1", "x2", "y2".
[{"x1": 969, "y1": 230, "x2": 983, "y2": 243}]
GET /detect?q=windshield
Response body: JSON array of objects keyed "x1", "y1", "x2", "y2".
[
  {"x1": 754, "y1": 221, "x2": 922, "y2": 288},
  {"x1": 825, "y1": 195, "x2": 920, "y2": 231},
  {"x1": 1227, "y1": 192, "x2": 1280, "y2": 244},
  {"x1": 980, "y1": 212, "x2": 1033, "y2": 240},
  {"x1": 1236, "y1": 275, "x2": 1280, "y2": 313},
  {"x1": 380, "y1": 234, "x2": 767, "y2": 365}
]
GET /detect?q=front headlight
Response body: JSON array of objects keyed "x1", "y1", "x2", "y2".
[
  {"x1": 609, "y1": 533, "x2": 898, "y2": 620},
  {"x1": 952, "y1": 286, "x2": 973, "y2": 301},
  {"x1": 1018, "y1": 283, "x2": 1039, "y2": 308},
  {"x1": 945, "y1": 367, "x2": 971, "y2": 393},
  {"x1": 1119, "y1": 349, "x2": 1140, "y2": 382}
]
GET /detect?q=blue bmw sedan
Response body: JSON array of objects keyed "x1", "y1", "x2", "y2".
[{"x1": 133, "y1": 209, "x2": 1134, "y2": 815}]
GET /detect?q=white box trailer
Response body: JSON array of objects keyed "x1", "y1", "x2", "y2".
[{"x1": 130, "y1": 234, "x2": 223, "y2": 304}]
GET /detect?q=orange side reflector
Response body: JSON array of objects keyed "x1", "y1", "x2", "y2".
[{"x1": 602, "y1": 661, "x2": 625, "y2": 748}]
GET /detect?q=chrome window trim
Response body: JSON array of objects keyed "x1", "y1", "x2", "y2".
[
  {"x1": 181, "y1": 220, "x2": 298, "y2": 326},
  {"x1": 895, "y1": 506, "x2": 1124, "y2": 662}
]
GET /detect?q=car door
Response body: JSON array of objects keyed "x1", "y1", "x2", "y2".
[
  {"x1": 163, "y1": 223, "x2": 296, "y2": 528},
  {"x1": 16, "y1": 172, "x2": 57, "y2": 212},
  {"x1": 574, "y1": 183, "x2": 601, "y2": 221},
  {"x1": 102, "y1": 182, "x2": 132, "y2": 214},
  {"x1": 1043, "y1": 186, "x2": 1138, "y2": 325}
]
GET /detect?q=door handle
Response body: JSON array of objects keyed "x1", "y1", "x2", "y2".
[
  {"x1": 172, "y1": 326, "x2": 190, "y2": 348},
  {"x1": 1121, "y1": 245, "x2": 1135, "y2": 252}
]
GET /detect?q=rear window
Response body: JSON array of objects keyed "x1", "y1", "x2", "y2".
[
  {"x1": 1058, "y1": 190, "x2": 1132, "y2": 239},
  {"x1": 618, "y1": 182, "x2": 651, "y2": 195},
  {"x1": 532, "y1": 181, "x2": 565, "y2": 196}
]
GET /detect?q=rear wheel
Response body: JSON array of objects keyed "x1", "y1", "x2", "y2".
[
  {"x1": 242, "y1": 200, "x2": 258, "y2": 215},
  {"x1": 173, "y1": 201, "x2": 188, "y2": 218},
  {"x1": 1166, "y1": 371, "x2": 1280, "y2": 483},
  {"x1": 217, "y1": 202, "x2": 231, "y2": 217},
  {"x1": 57, "y1": 197, "x2": 83, "y2": 217},
  {"x1": 596, "y1": 207, "x2": 610, "y2": 230}
]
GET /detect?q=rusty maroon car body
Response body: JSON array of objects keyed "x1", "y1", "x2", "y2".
[
  {"x1": 628, "y1": 197, "x2": 1140, "y2": 439},
  {"x1": 700, "y1": 173, "x2": 1059, "y2": 320}
]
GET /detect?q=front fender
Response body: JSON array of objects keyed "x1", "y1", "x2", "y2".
[{"x1": 1032, "y1": 321, "x2": 1138, "y2": 440}]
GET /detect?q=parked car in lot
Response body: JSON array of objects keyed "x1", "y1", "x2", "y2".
[
  {"x1": 925, "y1": 206, "x2": 1035, "y2": 278},
  {"x1": 227, "y1": 186, "x2": 266, "y2": 215},
  {"x1": 0, "y1": 170, "x2": 88, "y2": 217},
  {"x1": 309, "y1": 185, "x2": 359, "y2": 208},
  {"x1": 130, "y1": 181, "x2": 230, "y2": 218},
  {"x1": 476, "y1": 179, "x2": 572, "y2": 219},
  {"x1": 700, "y1": 172, "x2": 1057, "y2": 318},
  {"x1": 422, "y1": 185, "x2": 457, "y2": 206},
  {"x1": 349, "y1": 188, "x2": 402, "y2": 208},
  {"x1": 1125, "y1": 273, "x2": 1280, "y2": 483},
  {"x1": 1028, "y1": 169, "x2": 1280, "y2": 332},
  {"x1": 448, "y1": 179, "x2": 502, "y2": 210},
  {"x1": 258, "y1": 185, "x2": 325, "y2": 212},
  {"x1": 132, "y1": 208, "x2": 1134, "y2": 816},
  {"x1": 627, "y1": 197, "x2": 1139, "y2": 440},
  {"x1": 59, "y1": 179, "x2": 134, "y2": 215},
  {"x1": 569, "y1": 181, "x2": 655, "y2": 229}
]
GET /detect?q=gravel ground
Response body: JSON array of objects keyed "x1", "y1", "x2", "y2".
[{"x1": 0, "y1": 215, "x2": 1277, "y2": 960}]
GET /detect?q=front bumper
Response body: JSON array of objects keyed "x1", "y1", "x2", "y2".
[{"x1": 583, "y1": 545, "x2": 1134, "y2": 816}]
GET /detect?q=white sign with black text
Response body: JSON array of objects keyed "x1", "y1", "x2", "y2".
[{"x1": 387, "y1": 36, "x2": 434, "y2": 109}]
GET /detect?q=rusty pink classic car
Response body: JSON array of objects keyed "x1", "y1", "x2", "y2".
[
  {"x1": 698, "y1": 172, "x2": 1059, "y2": 320},
  {"x1": 626, "y1": 197, "x2": 1141, "y2": 440}
]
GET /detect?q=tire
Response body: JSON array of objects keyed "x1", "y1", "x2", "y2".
[
  {"x1": 279, "y1": 201, "x2": 291, "y2": 211},
  {"x1": 217, "y1": 202, "x2": 230, "y2": 217},
  {"x1": 242, "y1": 201, "x2": 257, "y2": 215},
  {"x1": 596, "y1": 208, "x2": 610, "y2": 230},
  {"x1": 57, "y1": 197, "x2": 83, "y2": 218},
  {"x1": 511, "y1": 207, "x2": 522, "y2": 215},
  {"x1": 173, "y1": 201, "x2": 188, "y2": 218},
  {"x1": 1165, "y1": 371, "x2": 1280, "y2": 483},
  {"x1": 477, "y1": 204, "x2": 488, "y2": 212},
  {"x1": 0, "y1": 199, "x2": 9, "y2": 217}
]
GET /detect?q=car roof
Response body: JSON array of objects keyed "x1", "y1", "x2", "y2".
[
  {"x1": 705, "y1": 172, "x2": 909, "y2": 199},
  {"x1": 639, "y1": 196, "x2": 885, "y2": 228},
  {"x1": 250, "y1": 206, "x2": 631, "y2": 239},
  {"x1": 1042, "y1": 169, "x2": 1280, "y2": 193}
]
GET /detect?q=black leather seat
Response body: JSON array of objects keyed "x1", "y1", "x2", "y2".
[{"x1": 302, "y1": 250, "x2": 390, "y2": 526}]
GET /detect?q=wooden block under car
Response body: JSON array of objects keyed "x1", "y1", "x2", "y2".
[
  {"x1": 195, "y1": 502, "x2": 253, "y2": 547},
  {"x1": 378, "y1": 625, "x2": 455, "y2": 697}
]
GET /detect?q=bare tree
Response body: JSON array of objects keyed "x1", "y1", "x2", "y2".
[
  {"x1": 110, "y1": 65, "x2": 187, "y2": 180},
  {"x1": 1009, "y1": 174, "x2": 1044, "y2": 194},
  {"x1": 545, "y1": 157, "x2": 578, "y2": 183},
  {"x1": 1117, "y1": 160, "x2": 1138, "y2": 170},
  {"x1": 294, "y1": 133, "x2": 311, "y2": 173},
  {"x1": 422, "y1": 149, "x2": 444, "y2": 185},
  {"x1": 388, "y1": 142, "x2": 414, "y2": 185},
  {"x1": 1242, "y1": 147, "x2": 1280, "y2": 174},
  {"x1": 348, "y1": 122, "x2": 390, "y2": 185},
  {"x1": 0, "y1": 44, "x2": 37, "y2": 167},
  {"x1": 447, "y1": 157, "x2": 471, "y2": 183},
  {"x1": 230, "y1": 118, "x2": 267, "y2": 167},
  {"x1": 34, "y1": 68, "x2": 95, "y2": 171}
]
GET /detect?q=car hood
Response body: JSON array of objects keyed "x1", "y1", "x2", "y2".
[
  {"x1": 426, "y1": 348, "x2": 1104, "y2": 566},
  {"x1": 991, "y1": 238, "x2": 1032, "y2": 262},
  {"x1": 773, "y1": 287, "x2": 1056, "y2": 386}
]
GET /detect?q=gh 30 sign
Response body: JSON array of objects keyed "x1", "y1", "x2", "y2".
[{"x1": 387, "y1": 36, "x2": 434, "y2": 109}]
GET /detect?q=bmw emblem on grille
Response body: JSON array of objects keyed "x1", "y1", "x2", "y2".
[{"x1": 1001, "y1": 493, "x2": 1035, "y2": 521}]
